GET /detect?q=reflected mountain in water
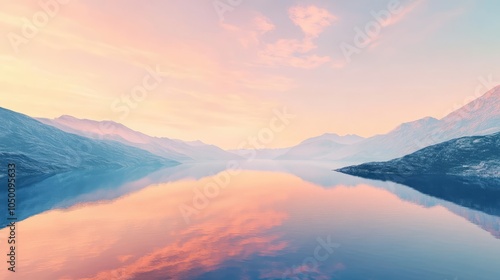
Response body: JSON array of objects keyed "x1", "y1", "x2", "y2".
[
  {"x1": 2, "y1": 161, "x2": 500, "y2": 239},
  {"x1": 0, "y1": 161, "x2": 238, "y2": 228},
  {"x1": 1, "y1": 166, "x2": 160, "y2": 227},
  {"x1": 2, "y1": 166, "x2": 500, "y2": 280},
  {"x1": 334, "y1": 172, "x2": 500, "y2": 238},
  {"x1": 354, "y1": 175, "x2": 500, "y2": 238},
  {"x1": 335, "y1": 173, "x2": 500, "y2": 215}
]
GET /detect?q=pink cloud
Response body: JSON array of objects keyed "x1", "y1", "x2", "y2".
[
  {"x1": 289, "y1": 5, "x2": 337, "y2": 38},
  {"x1": 220, "y1": 14, "x2": 274, "y2": 48},
  {"x1": 381, "y1": 0, "x2": 425, "y2": 27},
  {"x1": 260, "y1": 38, "x2": 330, "y2": 69},
  {"x1": 288, "y1": 54, "x2": 331, "y2": 69},
  {"x1": 263, "y1": 38, "x2": 317, "y2": 58},
  {"x1": 258, "y1": 5, "x2": 336, "y2": 69},
  {"x1": 254, "y1": 15, "x2": 275, "y2": 33}
]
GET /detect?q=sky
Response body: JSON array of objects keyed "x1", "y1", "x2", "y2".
[{"x1": 0, "y1": 0, "x2": 499, "y2": 149}]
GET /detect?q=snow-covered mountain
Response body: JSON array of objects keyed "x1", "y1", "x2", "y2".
[
  {"x1": 276, "y1": 133, "x2": 365, "y2": 160},
  {"x1": 300, "y1": 86, "x2": 500, "y2": 163},
  {"x1": 437, "y1": 85, "x2": 500, "y2": 139},
  {"x1": 0, "y1": 107, "x2": 178, "y2": 178},
  {"x1": 337, "y1": 132, "x2": 500, "y2": 178},
  {"x1": 37, "y1": 115, "x2": 240, "y2": 162}
]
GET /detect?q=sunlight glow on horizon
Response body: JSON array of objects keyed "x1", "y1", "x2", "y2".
[{"x1": 0, "y1": 0, "x2": 499, "y2": 149}]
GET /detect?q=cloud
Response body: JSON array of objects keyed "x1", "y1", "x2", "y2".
[
  {"x1": 333, "y1": 0, "x2": 426, "y2": 66},
  {"x1": 289, "y1": 5, "x2": 337, "y2": 38},
  {"x1": 220, "y1": 14, "x2": 275, "y2": 48},
  {"x1": 218, "y1": 8, "x2": 332, "y2": 69},
  {"x1": 363, "y1": 0, "x2": 425, "y2": 47},
  {"x1": 264, "y1": 38, "x2": 317, "y2": 55},
  {"x1": 254, "y1": 15, "x2": 275, "y2": 33},
  {"x1": 260, "y1": 38, "x2": 331, "y2": 69},
  {"x1": 258, "y1": 5, "x2": 336, "y2": 69},
  {"x1": 381, "y1": 0, "x2": 425, "y2": 27}
]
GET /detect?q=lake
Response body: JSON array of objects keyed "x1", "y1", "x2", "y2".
[{"x1": 1, "y1": 161, "x2": 499, "y2": 280}]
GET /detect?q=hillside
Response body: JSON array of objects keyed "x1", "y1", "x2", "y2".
[
  {"x1": 38, "y1": 115, "x2": 239, "y2": 162},
  {"x1": 336, "y1": 132, "x2": 500, "y2": 178},
  {"x1": 0, "y1": 107, "x2": 178, "y2": 178}
]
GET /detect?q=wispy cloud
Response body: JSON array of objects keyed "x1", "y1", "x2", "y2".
[
  {"x1": 381, "y1": 0, "x2": 425, "y2": 28},
  {"x1": 367, "y1": 0, "x2": 425, "y2": 47},
  {"x1": 1, "y1": 0, "x2": 496, "y2": 149},
  {"x1": 220, "y1": 14, "x2": 275, "y2": 48},
  {"x1": 260, "y1": 39, "x2": 331, "y2": 69}
]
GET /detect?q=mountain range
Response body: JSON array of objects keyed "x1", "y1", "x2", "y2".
[
  {"x1": 336, "y1": 132, "x2": 500, "y2": 179},
  {"x1": 1, "y1": 85, "x2": 498, "y2": 180},
  {"x1": 0, "y1": 108, "x2": 177, "y2": 178},
  {"x1": 275, "y1": 133, "x2": 364, "y2": 160},
  {"x1": 276, "y1": 85, "x2": 500, "y2": 162},
  {"x1": 38, "y1": 115, "x2": 240, "y2": 162},
  {"x1": 227, "y1": 133, "x2": 365, "y2": 160}
]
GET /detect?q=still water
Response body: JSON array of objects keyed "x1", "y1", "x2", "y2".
[{"x1": 1, "y1": 161, "x2": 499, "y2": 280}]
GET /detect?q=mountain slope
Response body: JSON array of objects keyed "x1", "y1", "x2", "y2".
[
  {"x1": 299, "y1": 133, "x2": 365, "y2": 145},
  {"x1": 0, "y1": 107, "x2": 178, "y2": 177},
  {"x1": 437, "y1": 85, "x2": 500, "y2": 139},
  {"x1": 37, "y1": 115, "x2": 240, "y2": 162},
  {"x1": 228, "y1": 148, "x2": 290, "y2": 160},
  {"x1": 276, "y1": 133, "x2": 364, "y2": 160},
  {"x1": 336, "y1": 132, "x2": 500, "y2": 178},
  {"x1": 322, "y1": 85, "x2": 500, "y2": 162}
]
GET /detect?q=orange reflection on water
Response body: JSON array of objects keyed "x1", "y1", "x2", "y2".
[
  {"x1": 0, "y1": 171, "x2": 297, "y2": 279},
  {"x1": 0, "y1": 169, "x2": 486, "y2": 280}
]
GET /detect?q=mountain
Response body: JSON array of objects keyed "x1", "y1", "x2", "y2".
[
  {"x1": 336, "y1": 132, "x2": 500, "y2": 178},
  {"x1": 276, "y1": 133, "x2": 365, "y2": 160},
  {"x1": 288, "y1": 85, "x2": 500, "y2": 162},
  {"x1": 0, "y1": 107, "x2": 178, "y2": 178},
  {"x1": 437, "y1": 85, "x2": 500, "y2": 138},
  {"x1": 299, "y1": 133, "x2": 365, "y2": 145},
  {"x1": 37, "y1": 115, "x2": 240, "y2": 162},
  {"x1": 228, "y1": 148, "x2": 290, "y2": 160}
]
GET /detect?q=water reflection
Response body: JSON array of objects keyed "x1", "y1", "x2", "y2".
[
  {"x1": 0, "y1": 162, "x2": 233, "y2": 228},
  {"x1": 0, "y1": 162, "x2": 499, "y2": 279},
  {"x1": 337, "y1": 171, "x2": 500, "y2": 206}
]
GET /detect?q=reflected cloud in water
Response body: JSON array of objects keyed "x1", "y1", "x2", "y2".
[{"x1": 1, "y1": 162, "x2": 500, "y2": 279}]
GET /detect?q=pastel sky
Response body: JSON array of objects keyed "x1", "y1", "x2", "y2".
[{"x1": 1, "y1": 0, "x2": 499, "y2": 149}]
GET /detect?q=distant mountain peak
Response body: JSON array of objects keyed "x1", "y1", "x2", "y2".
[
  {"x1": 320, "y1": 132, "x2": 363, "y2": 138},
  {"x1": 482, "y1": 85, "x2": 500, "y2": 98},
  {"x1": 0, "y1": 108, "x2": 178, "y2": 177},
  {"x1": 299, "y1": 133, "x2": 365, "y2": 145},
  {"x1": 441, "y1": 84, "x2": 500, "y2": 125},
  {"x1": 337, "y1": 132, "x2": 500, "y2": 178},
  {"x1": 320, "y1": 132, "x2": 340, "y2": 137},
  {"x1": 56, "y1": 115, "x2": 124, "y2": 127},
  {"x1": 39, "y1": 114, "x2": 239, "y2": 162},
  {"x1": 390, "y1": 116, "x2": 439, "y2": 133},
  {"x1": 58, "y1": 114, "x2": 76, "y2": 120},
  {"x1": 404, "y1": 116, "x2": 439, "y2": 125}
]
